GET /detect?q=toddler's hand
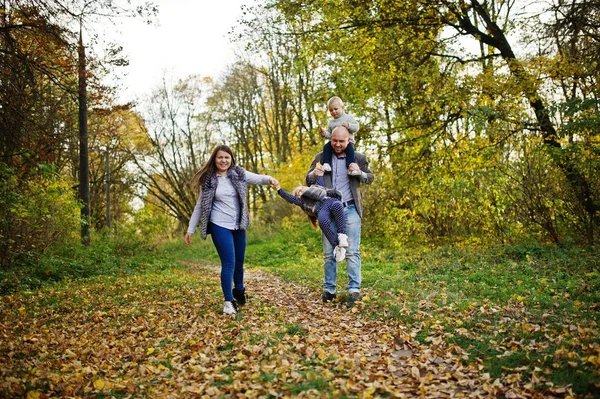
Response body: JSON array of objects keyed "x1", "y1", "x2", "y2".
[
  {"x1": 319, "y1": 127, "x2": 326, "y2": 137},
  {"x1": 313, "y1": 164, "x2": 325, "y2": 177}
]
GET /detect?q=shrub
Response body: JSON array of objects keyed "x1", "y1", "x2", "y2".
[{"x1": 0, "y1": 163, "x2": 79, "y2": 268}]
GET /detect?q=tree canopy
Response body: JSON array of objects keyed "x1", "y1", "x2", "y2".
[{"x1": 1, "y1": 0, "x2": 598, "y2": 264}]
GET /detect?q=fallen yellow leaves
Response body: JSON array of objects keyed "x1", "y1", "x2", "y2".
[
  {"x1": 586, "y1": 355, "x2": 600, "y2": 367},
  {"x1": 0, "y1": 265, "x2": 585, "y2": 398},
  {"x1": 26, "y1": 391, "x2": 42, "y2": 399}
]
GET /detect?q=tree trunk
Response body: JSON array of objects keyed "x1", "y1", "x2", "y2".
[{"x1": 78, "y1": 27, "x2": 90, "y2": 246}]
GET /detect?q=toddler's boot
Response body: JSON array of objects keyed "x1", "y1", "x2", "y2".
[
  {"x1": 334, "y1": 245, "x2": 346, "y2": 262},
  {"x1": 338, "y1": 233, "x2": 349, "y2": 247}
]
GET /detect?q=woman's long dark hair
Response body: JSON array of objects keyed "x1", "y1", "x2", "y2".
[{"x1": 190, "y1": 145, "x2": 236, "y2": 193}]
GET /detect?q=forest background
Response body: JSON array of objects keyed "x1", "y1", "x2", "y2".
[
  {"x1": 2, "y1": 0, "x2": 600, "y2": 259},
  {"x1": 0, "y1": 0, "x2": 599, "y2": 396}
]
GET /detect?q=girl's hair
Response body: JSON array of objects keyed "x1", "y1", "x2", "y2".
[
  {"x1": 307, "y1": 215, "x2": 319, "y2": 230},
  {"x1": 293, "y1": 185, "x2": 319, "y2": 230},
  {"x1": 190, "y1": 145, "x2": 236, "y2": 193}
]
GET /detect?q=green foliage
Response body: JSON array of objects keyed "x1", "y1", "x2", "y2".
[
  {"x1": 160, "y1": 235, "x2": 218, "y2": 264},
  {"x1": 163, "y1": 216, "x2": 325, "y2": 288},
  {"x1": 234, "y1": 0, "x2": 600, "y2": 247},
  {"x1": 0, "y1": 228, "x2": 177, "y2": 295},
  {"x1": 0, "y1": 163, "x2": 80, "y2": 268},
  {"x1": 259, "y1": 143, "x2": 324, "y2": 227},
  {"x1": 132, "y1": 201, "x2": 179, "y2": 245}
]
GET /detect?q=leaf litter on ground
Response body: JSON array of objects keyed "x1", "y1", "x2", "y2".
[{"x1": 0, "y1": 262, "x2": 587, "y2": 398}]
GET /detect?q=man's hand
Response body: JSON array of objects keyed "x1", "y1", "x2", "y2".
[{"x1": 184, "y1": 232, "x2": 192, "y2": 245}]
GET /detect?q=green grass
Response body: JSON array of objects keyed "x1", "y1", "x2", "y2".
[
  {"x1": 260, "y1": 371, "x2": 280, "y2": 383},
  {"x1": 285, "y1": 369, "x2": 331, "y2": 395},
  {"x1": 163, "y1": 222, "x2": 599, "y2": 397},
  {"x1": 3, "y1": 220, "x2": 599, "y2": 396},
  {"x1": 284, "y1": 322, "x2": 308, "y2": 336}
]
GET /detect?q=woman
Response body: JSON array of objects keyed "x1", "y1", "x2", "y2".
[{"x1": 185, "y1": 145, "x2": 278, "y2": 315}]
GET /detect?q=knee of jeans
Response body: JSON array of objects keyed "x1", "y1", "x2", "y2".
[
  {"x1": 220, "y1": 262, "x2": 235, "y2": 271},
  {"x1": 345, "y1": 238, "x2": 360, "y2": 252},
  {"x1": 345, "y1": 247, "x2": 358, "y2": 256}
]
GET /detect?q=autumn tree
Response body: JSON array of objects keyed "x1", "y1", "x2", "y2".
[
  {"x1": 0, "y1": 0, "x2": 158, "y2": 263},
  {"x1": 209, "y1": 60, "x2": 291, "y2": 210},
  {"x1": 0, "y1": 0, "x2": 156, "y2": 169},
  {"x1": 236, "y1": 0, "x2": 599, "y2": 244},
  {"x1": 88, "y1": 106, "x2": 150, "y2": 230},
  {"x1": 0, "y1": 4, "x2": 75, "y2": 168},
  {"x1": 541, "y1": 0, "x2": 600, "y2": 240},
  {"x1": 234, "y1": 3, "x2": 329, "y2": 156},
  {"x1": 134, "y1": 74, "x2": 218, "y2": 230}
]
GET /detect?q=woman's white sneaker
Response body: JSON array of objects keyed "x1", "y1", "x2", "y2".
[{"x1": 223, "y1": 301, "x2": 237, "y2": 315}]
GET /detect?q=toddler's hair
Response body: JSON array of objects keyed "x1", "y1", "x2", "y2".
[{"x1": 327, "y1": 96, "x2": 343, "y2": 107}]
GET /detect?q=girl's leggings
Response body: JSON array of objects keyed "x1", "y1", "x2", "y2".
[{"x1": 317, "y1": 198, "x2": 346, "y2": 247}]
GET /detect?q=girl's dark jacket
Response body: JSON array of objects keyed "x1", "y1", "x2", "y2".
[{"x1": 299, "y1": 186, "x2": 342, "y2": 218}]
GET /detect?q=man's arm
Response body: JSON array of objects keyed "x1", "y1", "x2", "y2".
[{"x1": 356, "y1": 153, "x2": 375, "y2": 185}]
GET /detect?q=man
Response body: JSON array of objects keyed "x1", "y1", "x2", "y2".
[{"x1": 306, "y1": 125, "x2": 375, "y2": 308}]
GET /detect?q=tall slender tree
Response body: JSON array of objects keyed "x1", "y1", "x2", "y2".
[{"x1": 78, "y1": 24, "x2": 90, "y2": 245}]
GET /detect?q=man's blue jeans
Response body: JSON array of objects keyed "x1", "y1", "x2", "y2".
[
  {"x1": 322, "y1": 205, "x2": 361, "y2": 294},
  {"x1": 209, "y1": 222, "x2": 246, "y2": 302}
]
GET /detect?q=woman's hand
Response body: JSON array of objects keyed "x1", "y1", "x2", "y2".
[
  {"x1": 270, "y1": 178, "x2": 280, "y2": 190},
  {"x1": 184, "y1": 232, "x2": 192, "y2": 245}
]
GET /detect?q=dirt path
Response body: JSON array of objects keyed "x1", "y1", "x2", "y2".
[
  {"x1": 0, "y1": 263, "x2": 555, "y2": 398},
  {"x1": 239, "y1": 267, "x2": 516, "y2": 398}
]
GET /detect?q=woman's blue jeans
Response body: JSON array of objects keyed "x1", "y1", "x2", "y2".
[{"x1": 209, "y1": 222, "x2": 246, "y2": 302}]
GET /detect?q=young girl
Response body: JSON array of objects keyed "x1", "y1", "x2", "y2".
[{"x1": 273, "y1": 173, "x2": 349, "y2": 262}]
